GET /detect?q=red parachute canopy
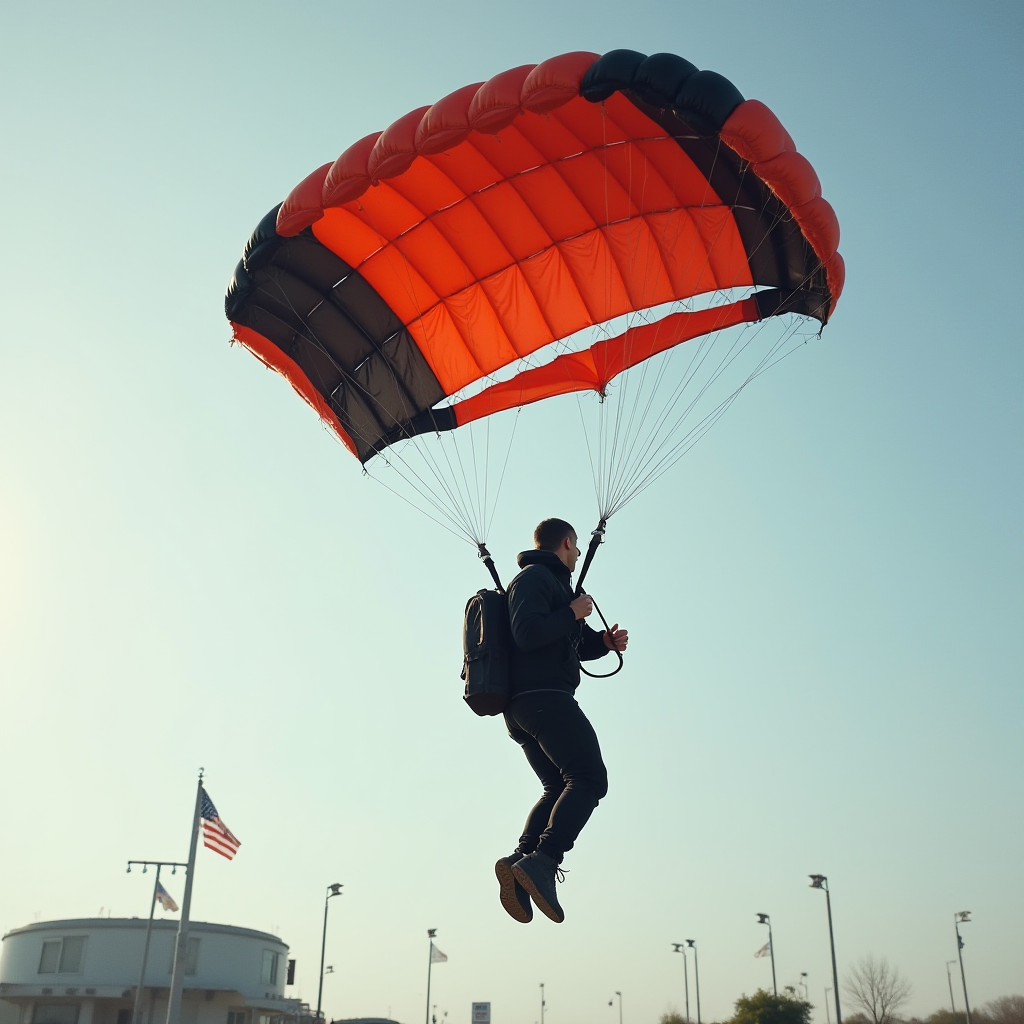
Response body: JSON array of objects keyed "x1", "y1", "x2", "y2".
[{"x1": 226, "y1": 49, "x2": 843, "y2": 465}]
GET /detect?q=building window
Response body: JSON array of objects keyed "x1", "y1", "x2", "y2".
[
  {"x1": 227, "y1": 1012, "x2": 248, "y2": 1024},
  {"x1": 32, "y1": 1006, "x2": 79, "y2": 1024},
  {"x1": 166, "y1": 937, "x2": 200, "y2": 976},
  {"x1": 117, "y1": 1011, "x2": 133, "y2": 1024},
  {"x1": 37, "y1": 937, "x2": 87, "y2": 974},
  {"x1": 260, "y1": 950, "x2": 279, "y2": 986}
]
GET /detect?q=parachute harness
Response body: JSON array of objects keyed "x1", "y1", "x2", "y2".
[{"x1": 574, "y1": 520, "x2": 624, "y2": 679}]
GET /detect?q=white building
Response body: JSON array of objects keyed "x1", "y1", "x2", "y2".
[{"x1": 0, "y1": 919, "x2": 309, "y2": 1024}]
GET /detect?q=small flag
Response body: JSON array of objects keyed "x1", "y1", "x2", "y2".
[
  {"x1": 200, "y1": 788, "x2": 241, "y2": 861},
  {"x1": 430, "y1": 942, "x2": 448, "y2": 964},
  {"x1": 755, "y1": 941, "x2": 771, "y2": 958},
  {"x1": 154, "y1": 881, "x2": 179, "y2": 913}
]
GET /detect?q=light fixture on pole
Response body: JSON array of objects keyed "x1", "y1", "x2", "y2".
[
  {"x1": 607, "y1": 991, "x2": 622, "y2": 1024},
  {"x1": 671, "y1": 945, "x2": 690, "y2": 1022},
  {"x1": 687, "y1": 941, "x2": 701, "y2": 1024},
  {"x1": 810, "y1": 876, "x2": 842, "y2": 1024},
  {"x1": 316, "y1": 883, "x2": 343, "y2": 1019},
  {"x1": 954, "y1": 912, "x2": 972, "y2": 1024},
  {"x1": 540, "y1": 982, "x2": 545, "y2": 1024},
  {"x1": 756, "y1": 914, "x2": 777, "y2": 996},
  {"x1": 945, "y1": 961, "x2": 957, "y2": 1012},
  {"x1": 126, "y1": 859, "x2": 187, "y2": 1024}
]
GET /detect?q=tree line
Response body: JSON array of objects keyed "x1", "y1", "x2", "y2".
[{"x1": 658, "y1": 956, "x2": 1023, "y2": 1024}]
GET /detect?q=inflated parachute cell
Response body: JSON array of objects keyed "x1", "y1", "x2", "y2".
[{"x1": 225, "y1": 49, "x2": 844, "y2": 463}]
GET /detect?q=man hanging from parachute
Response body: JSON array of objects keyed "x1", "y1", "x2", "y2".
[{"x1": 224, "y1": 47, "x2": 842, "y2": 922}]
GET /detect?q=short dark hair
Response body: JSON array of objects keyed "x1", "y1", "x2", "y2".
[{"x1": 534, "y1": 518, "x2": 575, "y2": 551}]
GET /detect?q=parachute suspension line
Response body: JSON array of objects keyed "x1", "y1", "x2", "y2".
[{"x1": 606, "y1": 317, "x2": 810, "y2": 515}]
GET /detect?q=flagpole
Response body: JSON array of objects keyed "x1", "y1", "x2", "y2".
[
  {"x1": 166, "y1": 770, "x2": 204, "y2": 1024},
  {"x1": 425, "y1": 931, "x2": 436, "y2": 1024}
]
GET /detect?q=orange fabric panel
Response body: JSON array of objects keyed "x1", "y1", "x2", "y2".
[
  {"x1": 510, "y1": 162, "x2": 597, "y2": 243},
  {"x1": 229, "y1": 322, "x2": 359, "y2": 457},
  {"x1": 442, "y1": 284, "x2": 519, "y2": 374},
  {"x1": 451, "y1": 297, "x2": 761, "y2": 427},
  {"x1": 479, "y1": 264, "x2": 555, "y2": 357},
  {"x1": 517, "y1": 245, "x2": 592, "y2": 340},
  {"x1": 368, "y1": 105, "x2": 431, "y2": 181},
  {"x1": 602, "y1": 219, "x2": 675, "y2": 311},
  {"x1": 390, "y1": 219, "x2": 476, "y2": 298},
  {"x1": 384, "y1": 155, "x2": 469, "y2": 216},
  {"x1": 591, "y1": 298, "x2": 758, "y2": 383},
  {"x1": 557, "y1": 230, "x2": 632, "y2": 324},
  {"x1": 644, "y1": 210, "x2": 721, "y2": 298},
  {"x1": 359, "y1": 246, "x2": 440, "y2": 324},
  {"x1": 453, "y1": 351, "x2": 599, "y2": 425},
  {"x1": 408, "y1": 303, "x2": 482, "y2": 392},
  {"x1": 429, "y1": 200, "x2": 516, "y2": 281},
  {"x1": 313, "y1": 207, "x2": 388, "y2": 267},
  {"x1": 690, "y1": 206, "x2": 753, "y2": 290},
  {"x1": 468, "y1": 179, "x2": 554, "y2": 261}
]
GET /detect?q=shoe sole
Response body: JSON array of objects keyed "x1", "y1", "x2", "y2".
[
  {"x1": 495, "y1": 858, "x2": 533, "y2": 923},
  {"x1": 512, "y1": 862, "x2": 565, "y2": 923}
]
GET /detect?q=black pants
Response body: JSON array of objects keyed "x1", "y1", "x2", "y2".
[{"x1": 504, "y1": 690, "x2": 608, "y2": 862}]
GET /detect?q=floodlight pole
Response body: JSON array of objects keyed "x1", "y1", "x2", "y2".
[
  {"x1": 954, "y1": 913, "x2": 972, "y2": 1024},
  {"x1": 671, "y1": 945, "x2": 690, "y2": 1022},
  {"x1": 127, "y1": 859, "x2": 187, "y2": 1024},
  {"x1": 540, "y1": 983, "x2": 545, "y2": 1024},
  {"x1": 316, "y1": 884, "x2": 343, "y2": 1019},
  {"x1": 945, "y1": 961, "x2": 957, "y2": 1012},
  {"x1": 687, "y1": 940, "x2": 701, "y2": 1024},
  {"x1": 810, "y1": 876, "x2": 842, "y2": 1024}
]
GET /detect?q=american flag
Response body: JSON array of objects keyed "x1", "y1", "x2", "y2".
[{"x1": 200, "y1": 788, "x2": 241, "y2": 860}]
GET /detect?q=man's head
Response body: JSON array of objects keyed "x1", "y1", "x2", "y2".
[{"x1": 534, "y1": 518, "x2": 580, "y2": 572}]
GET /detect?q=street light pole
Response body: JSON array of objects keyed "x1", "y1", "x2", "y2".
[
  {"x1": 316, "y1": 884, "x2": 343, "y2": 1019},
  {"x1": 954, "y1": 912, "x2": 972, "y2": 1024},
  {"x1": 671, "y1": 945, "x2": 690, "y2": 1022},
  {"x1": 756, "y1": 914, "x2": 777, "y2": 996},
  {"x1": 945, "y1": 961, "x2": 957, "y2": 1012},
  {"x1": 687, "y1": 940, "x2": 701, "y2": 1024},
  {"x1": 810, "y1": 876, "x2": 842, "y2": 1024},
  {"x1": 540, "y1": 983, "x2": 545, "y2": 1024},
  {"x1": 127, "y1": 860, "x2": 187, "y2": 1024},
  {"x1": 800, "y1": 973, "x2": 809, "y2": 1002},
  {"x1": 616, "y1": 991, "x2": 623, "y2": 1024},
  {"x1": 825, "y1": 989, "x2": 832, "y2": 1024}
]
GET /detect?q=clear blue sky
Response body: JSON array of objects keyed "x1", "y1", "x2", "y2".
[{"x1": 1, "y1": 3, "x2": 1021, "y2": 1024}]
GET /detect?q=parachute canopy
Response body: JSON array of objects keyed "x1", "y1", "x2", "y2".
[{"x1": 225, "y1": 49, "x2": 843, "y2": 468}]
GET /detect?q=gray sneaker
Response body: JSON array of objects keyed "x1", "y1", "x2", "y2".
[
  {"x1": 512, "y1": 850, "x2": 565, "y2": 923},
  {"x1": 495, "y1": 853, "x2": 533, "y2": 923}
]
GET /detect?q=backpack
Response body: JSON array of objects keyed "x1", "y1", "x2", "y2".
[{"x1": 461, "y1": 588, "x2": 512, "y2": 716}]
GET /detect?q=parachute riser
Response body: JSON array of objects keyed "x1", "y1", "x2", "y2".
[
  {"x1": 573, "y1": 519, "x2": 623, "y2": 678},
  {"x1": 477, "y1": 543, "x2": 505, "y2": 594},
  {"x1": 574, "y1": 519, "x2": 608, "y2": 597}
]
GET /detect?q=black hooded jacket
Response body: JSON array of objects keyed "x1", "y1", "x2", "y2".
[{"x1": 506, "y1": 549, "x2": 611, "y2": 697}]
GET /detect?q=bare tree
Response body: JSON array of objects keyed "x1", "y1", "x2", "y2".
[
  {"x1": 985, "y1": 997, "x2": 1024, "y2": 1024},
  {"x1": 843, "y1": 956, "x2": 912, "y2": 1024}
]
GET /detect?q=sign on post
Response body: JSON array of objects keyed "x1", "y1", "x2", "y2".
[{"x1": 472, "y1": 1004, "x2": 491, "y2": 1024}]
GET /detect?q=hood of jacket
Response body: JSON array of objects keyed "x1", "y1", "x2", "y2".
[{"x1": 516, "y1": 548, "x2": 572, "y2": 587}]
